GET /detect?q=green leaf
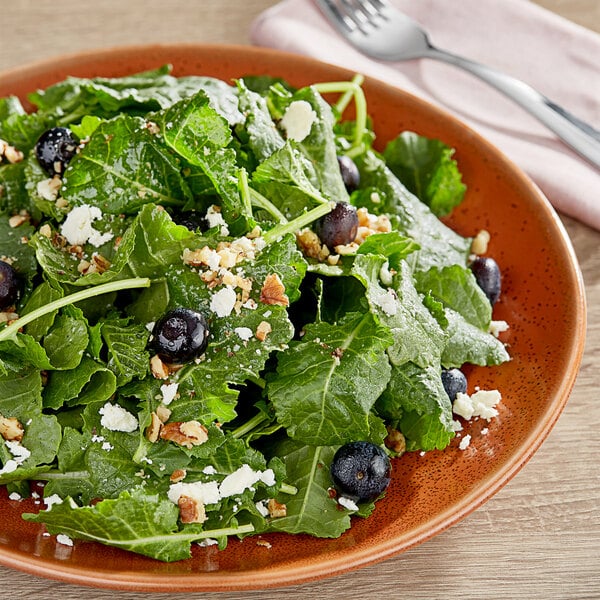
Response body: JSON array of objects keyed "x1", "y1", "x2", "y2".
[
  {"x1": 267, "y1": 441, "x2": 351, "y2": 537},
  {"x1": 414, "y1": 264, "x2": 492, "y2": 330},
  {"x1": 353, "y1": 151, "x2": 471, "y2": 271},
  {"x1": 351, "y1": 255, "x2": 445, "y2": 367},
  {"x1": 383, "y1": 131, "x2": 467, "y2": 217},
  {"x1": 268, "y1": 312, "x2": 392, "y2": 445},
  {"x1": 61, "y1": 114, "x2": 192, "y2": 215},
  {"x1": 43, "y1": 313, "x2": 89, "y2": 370},
  {"x1": 376, "y1": 361, "x2": 454, "y2": 451},
  {"x1": 441, "y1": 308, "x2": 510, "y2": 368}
]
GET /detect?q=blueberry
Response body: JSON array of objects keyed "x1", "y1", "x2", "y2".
[
  {"x1": 337, "y1": 155, "x2": 360, "y2": 193},
  {"x1": 330, "y1": 441, "x2": 391, "y2": 503},
  {"x1": 35, "y1": 127, "x2": 79, "y2": 177},
  {"x1": 150, "y1": 308, "x2": 210, "y2": 363},
  {"x1": 470, "y1": 256, "x2": 501, "y2": 305},
  {"x1": 173, "y1": 210, "x2": 208, "y2": 232},
  {"x1": 314, "y1": 202, "x2": 358, "y2": 250},
  {"x1": 441, "y1": 368, "x2": 467, "y2": 401},
  {"x1": 0, "y1": 260, "x2": 19, "y2": 310}
]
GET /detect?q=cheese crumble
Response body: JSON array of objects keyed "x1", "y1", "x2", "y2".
[{"x1": 60, "y1": 204, "x2": 114, "y2": 248}]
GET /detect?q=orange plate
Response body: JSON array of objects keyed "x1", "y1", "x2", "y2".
[{"x1": 0, "y1": 44, "x2": 586, "y2": 592}]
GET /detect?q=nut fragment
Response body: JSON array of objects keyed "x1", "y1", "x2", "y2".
[
  {"x1": 471, "y1": 229, "x2": 491, "y2": 255},
  {"x1": 0, "y1": 414, "x2": 24, "y2": 442},
  {"x1": 260, "y1": 273, "x2": 289, "y2": 307},
  {"x1": 145, "y1": 412, "x2": 162, "y2": 443},
  {"x1": 177, "y1": 495, "x2": 207, "y2": 524},
  {"x1": 160, "y1": 420, "x2": 209, "y2": 448},
  {"x1": 267, "y1": 498, "x2": 287, "y2": 518},
  {"x1": 150, "y1": 355, "x2": 170, "y2": 380},
  {"x1": 155, "y1": 405, "x2": 172, "y2": 423},
  {"x1": 384, "y1": 426, "x2": 406, "y2": 455},
  {"x1": 255, "y1": 321, "x2": 272, "y2": 342},
  {"x1": 170, "y1": 468, "x2": 187, "y2": 483}
]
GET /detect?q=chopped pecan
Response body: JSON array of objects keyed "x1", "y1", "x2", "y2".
[
  {"x1": 178, "y1": 495, "x2": 207, "y2": 524},
  {"x1": 150, "y1": 355, "x2": 170, "y2": 380},
  {"x1": 384, "y1": 426, "x2": 406, "y2": 455},
  {"x1": 155, "y1": 405, "x2": 172, "y2": 423},
  {"x1": 267, "y1": 498, "x2": 287, "y2": 518},
  {"x1": 0, "y1": 414, "x2": 24, "y2": 442},
  {"x1": 255, "y1": 320, "x2": 272, "y2": 342},
  {"x1": 145, "y1": 412, "x2": 162, "y2": 443},
  {"x1": 160, "y1": 420, "x2": 209, "y2": 449},
  {"x1": 170, "y1": 468, "x2": 187, "y2": 483},
  {"x1": 260, "y1": 273, "x2": 289, "y2": 307}
]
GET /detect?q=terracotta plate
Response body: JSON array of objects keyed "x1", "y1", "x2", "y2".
[{"x1": 0, "y1": 44, "x2": 586, "y2": 592}]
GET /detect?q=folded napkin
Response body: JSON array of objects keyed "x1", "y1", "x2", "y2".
[{"x1": 251, "y1": 0, "x2": 600, "y2": 230}]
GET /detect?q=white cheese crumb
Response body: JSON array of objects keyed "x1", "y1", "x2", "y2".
[
  {"x1": 0, "y1": 460, "x2": 18, "y2": 475},
  {"x1": 44, "y1": 494, "x2": 63, "y2": 509},
  {"x1": 373, "y1": 288, "x2": 398, "y2": 316},
  {"x1": 60, "y1": 204, "x2": 114, "y2": 248},
  {"x1": 8, "y1": 492, "x2": 22, "y2": 501},
  {"x1": 168, "y1": 480, "x2": 221, "y2": 506},
  {"x1": 202, "y1": 465, "x2": 217, "y2": 475},
  {"x1": 5, "y1": 439, "x2": 31, "y2": 463},
  {"x1": 481, "y1": 427, "x2": 489, "y2": 435},
  {"x1": 453, "y1": 389, "x2": 502, "y2": 421},
  {"x1": 458, "y1": 434, "x2": 472, "y2": 450},
  {"x1": 98, "y1": 401, "x2": 138, "y2": 432},
  {"x1": 489, "y1": 320, "x2": 509, "y2": 338},
  {"x1": 338, "y1": 496, "x2": 359, "y2": 511},
  {"x1": 219, "y1": 464, "x2": 263, "y2": 498},
  {"x1": 198, "y1": 538, "x2": 218, "y2": 547},
  {"x1": 160, "y1": 382, "x2": 179, "y2": 406},
  {"x1": 234, "y1": 326, "x2": 253, "y2": 341},
  {"x1": 210, "y1": 286, "x2": 237, "y2": 317},
  {"x1": 205, "y1": 205, "x2": 229, "y2": 236},
  {"x1": 56, "y1": 534, "x2": 74, "y2": 547},
  {"x1": 255, "y1": 499, "x2": 270, "y2": 517},
  {"x1": 279, "y1": 100, "x2": 317, "y2": 142}
]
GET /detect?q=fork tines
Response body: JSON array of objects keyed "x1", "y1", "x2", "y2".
[{"x1": 318, "y1": 0, "x2": 390, "y2": 34}]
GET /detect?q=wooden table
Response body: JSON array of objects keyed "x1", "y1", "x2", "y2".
[{"x1": 1, "y1": 1, "x2": 598, "y2": 598}]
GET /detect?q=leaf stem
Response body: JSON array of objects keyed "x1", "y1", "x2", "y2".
[
  {"x1": 261, "y1": 201, "x2": 334, "y2": 245},
  {"x1": 0, "y1": 277, "x2": 151, "y2": 342},
  {"x1": 230, "y1": 412, "x2": 271, "y2": 439},
  {"x1": 279, "y1": 483, "x2": 298, "y2": 495},
  {"x1": 313, "y1": 77, "x2": 368, "y2": 150},
  {"x1": 248, "y1": 187, "x2": 288, "y2": 224},
  {"x1": 237, "y1": 167, "x2": 254, "y2": 219}
]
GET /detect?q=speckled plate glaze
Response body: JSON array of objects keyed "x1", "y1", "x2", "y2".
[{"x1": 0, "y1": 44, "x2": 586, "y2": 592}]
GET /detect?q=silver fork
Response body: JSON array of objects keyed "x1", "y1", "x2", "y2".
[{"x1": 315, "y1": 0, "x2": 600, "y2": 169}]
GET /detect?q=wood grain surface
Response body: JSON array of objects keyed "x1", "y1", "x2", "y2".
[{"x1": 1, "y1": 2, "x2": 599, "y2": 599}]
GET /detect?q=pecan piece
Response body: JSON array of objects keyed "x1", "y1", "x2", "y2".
[
  {"x1": 178, "y1": 495, "x2": 207, "y2": 524},
  {"x1": 0, "y1": 414, "x2": 24, "y2": 442},
  {"x1": 160, "y1": 420, "x2": 208, "y2": 448},
  {"x1": 260, "y1": 273, "x2": 289, "y2": 307},
  {"x1": 267, "y1": 498, "x2": 287, "y2": 518}
]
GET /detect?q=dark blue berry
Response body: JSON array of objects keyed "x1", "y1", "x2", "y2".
[
  {"x1": 330, "y1": 441, "x2": 391, "y2": 502},
  {"x1": 315, "y1": 202, "x2": 358, "y2": 250},
  {"x1": 337, "y1": 155, "x2": 360, "y2": 192},
  {"x1": 151, "y1": 308, "x2": 210, "y2": 363},
  {"x1": 470, "y1": 256, "x2": 501, "y2": 305},
  {"x1": 173, "y1": 211, "x2": 208, "y2": 232},
  {"x1": 0, "y1": 260, "x2": 19, "y2": 310},
  {"x1": 441, "y1": 368, "x2": 467, "y2": 401},
  {"x1": 35, "y1": 127, "x2": 79, "y2": 176}
]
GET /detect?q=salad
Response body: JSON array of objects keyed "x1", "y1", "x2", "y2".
[{"x1": 0, "y1": 66, "x2": 509, "y2": 562}]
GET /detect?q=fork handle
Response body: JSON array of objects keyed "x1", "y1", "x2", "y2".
[{"x1": 426, "y1": 47, "x2": 600, "y2": 169}]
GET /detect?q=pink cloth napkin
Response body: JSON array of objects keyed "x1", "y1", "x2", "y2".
[{"x1": 250, "y1": 0, "x2": 600, "y2": 230}]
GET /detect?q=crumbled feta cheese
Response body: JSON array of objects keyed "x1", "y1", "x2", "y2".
[
  {"x1": 458, "y1": 434, "x2": 472, "y2": 450},
  {"x1": 0, "y1": 460, "x2": 18, "y2": 475},
  {"x1": 56, "y1": 534, "x2": 74, "y2": 547},
  {"x1": 489, "y1": 320, "x2": 509, "y2": 338},
  {"x1": 60, "y1": 204, "x2": 114, "y2": 248},
  {"x1": 219, "y1": 464, "x2": 263, "y2": 498},
  {"x1": 98, "y1": 401, "x2": 139, "y2": 432},
  {"x1": 198, "y1": 538, "x2": 218, "y2": 547},
  {"x1": 279, "y1": 100, "x2": 317, "y2": 142},
  {"x1": 234, "y1": 327, "x2": 253, "y2": 341},
  {"x1": 453, "y1": 389, "x2": 502, "y2": 421},
  {"x1": 8, "y1": 492, "x2": 21, "y2": 501},
  {"x1": 205, "y1": 205, "x2": 229, "y2": 236},
  {"x1": 168, "y1": 480, "x2": 221, "y2": 506},
  {"x1": 481, "y1": 427, "x2": 489, "y2": 435},
  {"x1": 255, "y1": 499, "x2": 270, "y2": 517},
  {"x1": 5, "y1": 439, "x2": 31, "y2": 463},
  {"x1": 160, "y1": 382, "x2": 179, "y2": 406},
  {"x1": 210, "y1": 286, "x2": 237, "y2": 317},
  {"x1": 44, "y1": 494, "x2": 63, "y2": 509},
  {"x1": 101, "y1": 441, "x2": 114, "y2": 451},
  {"x1": 338, "y1": 496, "x2": 359, "y2": 511},
  {"x1": 259, "y1": 468, "x2": 276, "y2": 487},
  {"x1": 202, "y1": 465, "x2": 217, "y2": 475},
  {"x1": 373, "y1": 288, "x2": 398, "y2": 316}
]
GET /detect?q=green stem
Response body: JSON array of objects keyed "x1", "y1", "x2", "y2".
[
  {"x1": 0, "y1": 277, "x2": 151, "y2": 342},
  {"x1": 313, "y1": 78, "x2": 368, "y2": 150},
  {"x1": 248, "y1": 187, "x2": 288, "y2": 224},
  {"x1": 237, "y1": 168, "x2": 254, "y2": 219},
  {"x1": 262, "y1": 201, "x2": 334, "y2": 245},
  {"x1": 280, "y1": 483, "x2": 298, "y2": 495},
  {"x1": 332, "y1": 74, "x2": 365, "y2": 116},
  {"x1": 230, "y1": 412, "x2": 271, "y2": 439}
]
